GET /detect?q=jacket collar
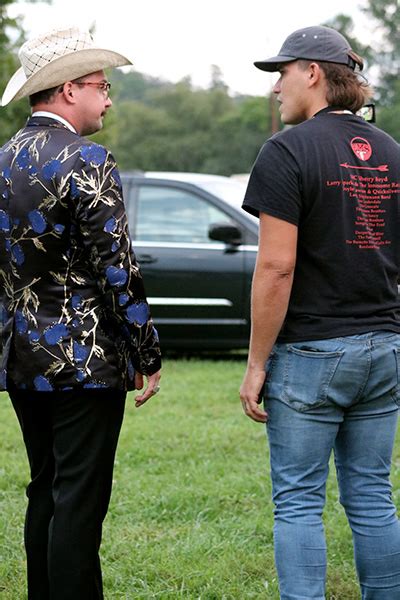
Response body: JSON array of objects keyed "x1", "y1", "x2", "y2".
[{"x1": 26, "y1": 115, "x2": 77, "y2": 133}]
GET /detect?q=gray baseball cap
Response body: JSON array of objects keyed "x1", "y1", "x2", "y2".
[{"x1": 254, "y1": 26, "x2": 362, "y2": 72}]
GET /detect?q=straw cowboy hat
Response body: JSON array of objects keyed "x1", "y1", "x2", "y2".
[{"x1": 1, "y1": 26, "x2": 132, "y2": 106}]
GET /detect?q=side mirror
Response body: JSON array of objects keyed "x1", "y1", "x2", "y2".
[
  {"x1": 208, "y1": 223, "x2": 242, "y2": 245},
  {"x1": 356, "y1": 103, "x2": 375, "y2": 123}
]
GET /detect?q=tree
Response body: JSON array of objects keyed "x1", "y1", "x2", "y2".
[
  {"x1": 377, "y1": 81, "x2": 400, "y2": 140},
  {"x1": 324, "y1": 14, "x2": 373, "y2": 67},
  {"x1": 203, "y1": 96, "x2": 271, "y2": 174},
  {"x1": 0, "y1": 0, "x2": 51, "y2": 145},
  {"x1": 0, "y1": 0, "x2": 28, "y2": 143},
  {"x1": 109, "y1": 69, "x2": 170, "y2": 103},
  {"x1": 94, "y1": 72, "x2": 275, "y2": 175},
  {"x1": 325, "y1": 5, "x2": 400, "y2": 140},
  {"x1": 362, "y1": 0, "x2": 400, "y2": 105},
  {"x1": 209, "y1": 65, "x2": 229, "y2": 92}
]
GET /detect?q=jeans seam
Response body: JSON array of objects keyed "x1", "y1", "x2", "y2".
[
  {"x1": 353, "y1": 347, "x2": 372, "y2": 403},
  {"x1": 391, "y1": 348, "x2": 400, "y2": 406}
]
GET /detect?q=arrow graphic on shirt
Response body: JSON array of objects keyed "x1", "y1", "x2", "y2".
[{"x1": 340, "y1": 163, "x2": 389, "y2": 172}]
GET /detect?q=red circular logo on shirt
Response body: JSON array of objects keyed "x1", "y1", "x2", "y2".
[{"x1": 351, "y1": 137, "x2": 372, "y2": 161}]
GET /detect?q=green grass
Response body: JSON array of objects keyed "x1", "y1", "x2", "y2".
[{"x1": 1, "y1": 356, "x2": 399, "y2": 599}]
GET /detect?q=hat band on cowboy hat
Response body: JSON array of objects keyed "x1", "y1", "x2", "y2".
[
  {"x1": 254, "y1": 25, "x2": 362, "y2": 72},
  {"x1": 1, "y1": 26, "x2": 133, "y2": 106}
]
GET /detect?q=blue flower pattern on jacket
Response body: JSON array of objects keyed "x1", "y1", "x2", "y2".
[{"x1": 0, "y1": 117, "x2": 161, "y2": 391}]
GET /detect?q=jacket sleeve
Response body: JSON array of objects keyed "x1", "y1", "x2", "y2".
[{"x1": 71, "y1": 142, "x2": 161, "y2": 375}]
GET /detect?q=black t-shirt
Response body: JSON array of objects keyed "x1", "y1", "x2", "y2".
[{"x1": 242, "y1": 110, "x2": 400, "y2": 342}]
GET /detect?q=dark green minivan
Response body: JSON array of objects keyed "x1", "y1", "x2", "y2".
[{"x1": 121, "y1": 172, "x2": 258, "y2": 349}]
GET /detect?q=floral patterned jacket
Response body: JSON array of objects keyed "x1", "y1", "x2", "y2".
[{"x1": 0, "y1": 116, "x2": 161, "y2": 391}]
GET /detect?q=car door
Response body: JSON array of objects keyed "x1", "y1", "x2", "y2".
[{"x1": 124, "y1": 179, "x2": 250, "y2": 349}]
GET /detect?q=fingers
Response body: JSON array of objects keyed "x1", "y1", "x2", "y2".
[
  {"x1": 134, "y1": 372, "x2": 144, "y2": 390},
  {"x1": 240, "y1": 397, "x2": 268, "y2": 423},
  {"x1": 240, "y1": 370, "x2": 268, "y2": 423},
  {"x1": 134, "y1": 370, "x2": 161, "y2": 408}
]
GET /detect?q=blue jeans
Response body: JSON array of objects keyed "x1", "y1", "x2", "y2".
[{"x1": 265, "y1": 332, "x2": 400, "y2": 600}]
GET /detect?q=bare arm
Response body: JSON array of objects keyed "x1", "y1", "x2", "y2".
[{"x1": 240, "y1": 213, "x2": 298, "y2": 422}]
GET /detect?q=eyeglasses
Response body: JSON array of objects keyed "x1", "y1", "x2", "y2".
[{"x1": 74, "y1": 81, "x2": 111, "y2": 98}]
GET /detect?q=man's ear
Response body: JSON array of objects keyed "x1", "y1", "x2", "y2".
[
  {"x1": 307, "y1": 62, "x2": 322, "y2": 87},
  {"x1": 60, "y1": 82, "x2": 76, "y2": 104}
]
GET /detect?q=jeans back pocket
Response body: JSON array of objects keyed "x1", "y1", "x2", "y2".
[{"x1": 283, "y1": 345, "x2": 344, "y2": 412}]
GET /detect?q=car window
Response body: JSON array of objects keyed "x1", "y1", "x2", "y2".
[{"x1": 135, "y1": 185, "x2": 235, "y2": 243}]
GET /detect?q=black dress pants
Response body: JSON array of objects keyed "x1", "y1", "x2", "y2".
[{"x1": 8, "y1": 385, "x2": 126, "y2": 600}]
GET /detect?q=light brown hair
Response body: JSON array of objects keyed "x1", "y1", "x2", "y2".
[{"x1": 299, "y1": 58, "x2": 373, "y2": 113}]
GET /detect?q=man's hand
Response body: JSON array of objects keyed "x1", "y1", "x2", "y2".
[
  {"x1": 239, "y1": 367, "x2": 268, "y2": 423},
  {"x1": 134, "y1": 370, "x2": 161, "y2": 407}
]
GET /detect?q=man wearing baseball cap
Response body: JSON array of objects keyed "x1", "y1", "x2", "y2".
[
  {"x1": 240, "y1": 26, "x2": 400, "y2": 598},
  {"x1": 0, "y1": 27, "x2": 161, "y2": 599}
]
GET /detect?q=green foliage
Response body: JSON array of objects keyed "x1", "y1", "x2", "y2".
[
  {"x1": 325, "y1": 4, "x2": 400, "y2": 141},
  {"x1": 358, "y1": 0, "x2": 400, "y2": 139},
  {"x1": 1, "y1": 355, "x2": 388, "y2": 598},
  {"x1": 109, "y1": 68, "x2": 170, "y2": 103},
  {"x1": 2, "y1": 19, "x2": 272, "y2": 175},
  {"x1": 363, "y1": 0, "x2": 400, "y2": 105},
  {"x1": 202, "y1": 97, "x2": 269, "y2": 174},
  {"x1": 93, "y1": 71, "x2": 273, "y2": 175},
  {"x1": 5, "y1": 0, "x2": 398, "y2": 173},
  {"x1": 0, "y1": 0, "x2": 31, "y2": 144},
  {"x1": 0, "y1": 1, "x2": 274, "y2": 175},
  {"x1": 377, "y1": 80, "x2": 400, "y2": 139},
  {"x1": 323, "y1": 13, "x2": 373, "y2": 67}
]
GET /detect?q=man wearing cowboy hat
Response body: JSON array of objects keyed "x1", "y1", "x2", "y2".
[
  {"x1": 240, "y1": 25, "x2": 400, "y2": 598},
  {"x1": 0, "y1": 27, "x2": 161, "y2": 599}
]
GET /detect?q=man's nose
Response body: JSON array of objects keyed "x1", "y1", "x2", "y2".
[{"x1": 272, "y1": 79, "x2": 281, "y2": 94}]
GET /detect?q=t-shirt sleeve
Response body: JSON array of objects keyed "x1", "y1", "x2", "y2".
[{"x1": 242, "y1": 137, "x2": 302, "y2": 226}]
